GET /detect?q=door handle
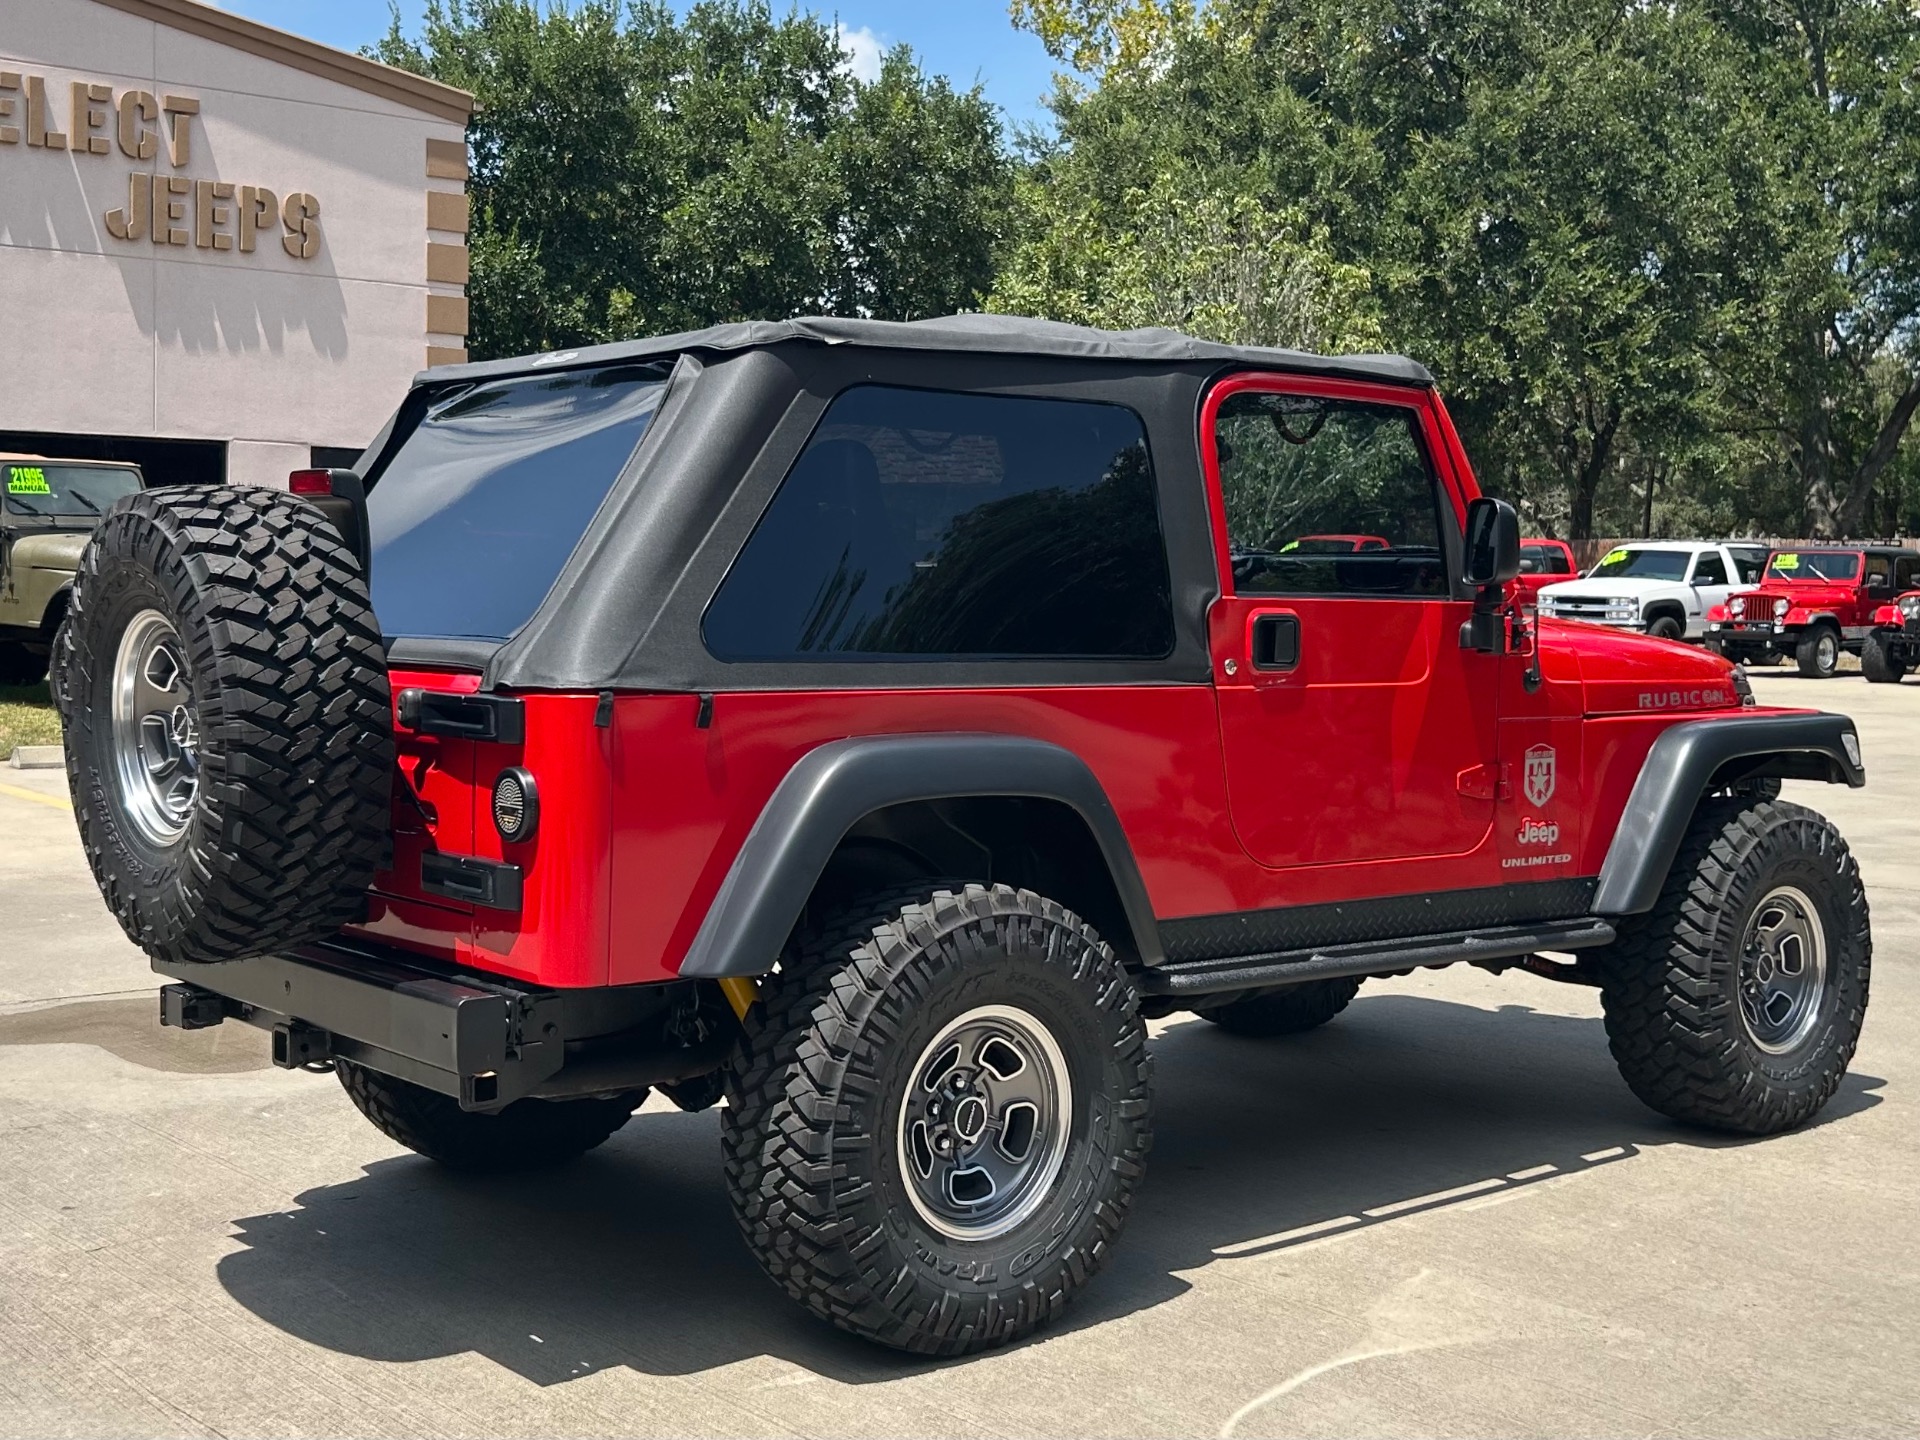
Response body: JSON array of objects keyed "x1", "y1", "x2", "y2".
[{"x1": 1249, "y1": 611, "x2": 1301, "y2": 673}]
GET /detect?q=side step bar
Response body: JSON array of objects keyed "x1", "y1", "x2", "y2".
[{"x1": 1138, "y1": 917, "x2": 1616, "y2": 997}]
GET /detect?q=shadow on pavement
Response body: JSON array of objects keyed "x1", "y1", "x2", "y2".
[{"x1": 214, "y1": 991, "x2": 1884, "y2": 1384}]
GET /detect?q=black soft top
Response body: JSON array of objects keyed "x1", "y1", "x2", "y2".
[{"x1": 413, "y1": 312, "x2": 1434, "y2": 389}]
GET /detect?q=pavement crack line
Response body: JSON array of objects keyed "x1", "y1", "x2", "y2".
[
  {"x1": 1218, "y1": 1341, "x2": 1449, "y2": 1438},
  {"x1": 0, "y1": 780, "x2": 72, "y2": 811}
]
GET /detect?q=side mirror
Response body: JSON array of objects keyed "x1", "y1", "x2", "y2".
[{"x1": 1462, "y1": 496, "x2": 1521, "y2": 589}]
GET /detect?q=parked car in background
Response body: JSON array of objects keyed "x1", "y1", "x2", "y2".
[
  {"x1": 1514, "y1": 537, "x2": 1577, "y2": 602},
  {"x1": 1707, "y1": 546, "x2": 1920, "y2": 677},
  {"x1": 0, "y1": 454, "x2": 146, "y2": 685},
  {"x1": 1537, "y1": 541, "x2": 1768, "y2": 640},
  {"x1": 1863, "y1": 587, "x2": 1920, "y2": 683}
]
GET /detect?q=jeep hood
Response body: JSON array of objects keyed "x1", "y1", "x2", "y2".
[
  {"x1": 1540, "y1": 619, "x2": 1742, "y2": 716},
  {"x1": 8, "y1": 530, "x2": 88, "y2": 573}
]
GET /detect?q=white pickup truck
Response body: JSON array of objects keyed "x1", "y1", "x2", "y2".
[{"x1": 1537, "y1": 541, "x2": 1770, "y2": 640}]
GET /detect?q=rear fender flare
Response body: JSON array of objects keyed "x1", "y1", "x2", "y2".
[
  {"x1": 1593, "y1": 713, "x2": 1865, "y2": 916},
  {"x1": 676, "y1": 734, "x2": 1163, "y2": 977}
]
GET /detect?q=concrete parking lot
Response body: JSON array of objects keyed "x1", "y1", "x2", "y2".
[{"x1": 2, "y1": 667, "x2": 1916, "y2": 1438}]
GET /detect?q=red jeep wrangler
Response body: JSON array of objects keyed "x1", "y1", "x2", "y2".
[
  {"x1": 56, "y1": 317, "x2": 1871, "y2": 1356},
  {"x1": 1707, "y1": 545, "x2": 1920, "y2": 677},
  {"x1": 1864, "y1": 588, "x2": 1920, "y2": 683}
]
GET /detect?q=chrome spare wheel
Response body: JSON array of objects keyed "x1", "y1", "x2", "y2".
[
  {"x1": 897, "y1": 1004, "x2": 1073, "y2": 1241},
  {"x1": 111, "y1": 609, "x2": 200, "y2": 847},
  {"x1": 1737, "y1": 884, "x2": 1829, "y2": 1054}
]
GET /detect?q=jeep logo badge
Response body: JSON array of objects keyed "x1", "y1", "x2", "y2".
[{"x1": 1523, "y1": 744, "x2": 1557, "y2": 807}]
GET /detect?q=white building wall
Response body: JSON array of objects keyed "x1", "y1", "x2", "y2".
[{"x1": 0, "y1": 0, "x2": 469, "y2": 479}]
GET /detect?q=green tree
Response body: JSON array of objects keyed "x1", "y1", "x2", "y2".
[{"x1": 374, "y1": 0, "x2": 1013, "y2": 358}]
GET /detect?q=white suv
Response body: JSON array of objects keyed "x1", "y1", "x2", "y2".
[{"x1": 1538, "y1": 541, "x2": 1769, "y2": 640}]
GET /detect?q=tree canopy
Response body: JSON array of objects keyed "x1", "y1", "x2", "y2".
[
  {"x1": 373, "y1": 0, "x2": 1014, "y2": 357},
  {"x1": 377, "y1": 0, "x2": 1920, "y2": 540}
]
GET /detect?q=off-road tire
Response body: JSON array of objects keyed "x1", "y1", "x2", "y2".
[
  {"x1": 1595, "y1": 798, "x2": 1869, "y2": 1135},
  {"x1": 0, "y1": 640, "x2": 48, "y2": 688},
  {"x1": 1794, "y1": 625, "x2": 1841, "y2": 678},
  {"x1": 723, "y1": 883, "x2": 1153, "y2": 1356},
  {"x1": 336, "y1": 1059, "x2": 644, "y2": 1172},
  {"x1": 1860, "y1": 633, "x2": 1906, "y2": 683},
  {"x1": 57, "y1": 488, "x2": 392, "y2": 965},
  {"x1": 1647, "y1": 614, "x2": 1685, "y2": 642},
  {"x1": 1202, "y1": 977, "x2": 1362, "y2": 1036}
]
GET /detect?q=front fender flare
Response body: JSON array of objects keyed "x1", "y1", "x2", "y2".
[
  {"x1": 1593, "y1": 712, "x2": 1864, "y2": 917},
  {"x1": 676, "y1": 733, "x2": 1163, "y2": 978}
]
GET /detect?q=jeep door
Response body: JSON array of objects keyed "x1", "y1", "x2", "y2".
[{"x1": 1203, "y1": 375, "x2": 1500, "y2": 868}]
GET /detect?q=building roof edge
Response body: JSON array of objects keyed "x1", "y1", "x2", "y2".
[{"x1": 88, "y1": 0, "x2": 473, "y2": 123}]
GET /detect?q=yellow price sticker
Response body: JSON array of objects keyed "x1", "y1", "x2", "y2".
[
  {"x1": 1601, "y1": 547, "x2": 1629, "y2": 565},
  {"x1": 6, "y1": 466, "x2": 50, "y2": 495},
  {"x1": 1774, "y1": 553, "x2": 1800, "y2": 570}
]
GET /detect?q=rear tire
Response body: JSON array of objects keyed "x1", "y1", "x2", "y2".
[
  {"x1": 1202, "y1": 977, "x2": 1361, "y2": 1036},
  {"x1": 1860, "y1": 633, "x2": 1906, "y2": 683},
  {"x1": 1794, "y1": 626, "x2": 1841, "y2": 678},
  {"x1": 336, "y1": 1060, "x2": 644, "y2": 1172},
  {"x1": 723, "y1": 883, "x2": 1152, "y2": 1355},
  {"x1": 1595, "y1": 799, "x2": 1869, "y2": 1135},
  {"x1": 56, "y1": 488, "x2": 392, "y2": 965}
]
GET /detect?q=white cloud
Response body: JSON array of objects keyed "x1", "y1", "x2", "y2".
[{"x1": 836, "y1": 22, "x2": 885, "y2": 84}]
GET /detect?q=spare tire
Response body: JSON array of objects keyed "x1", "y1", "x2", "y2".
[{"x1": 57, "y1": 487, "x2": 393, "y2": 965}]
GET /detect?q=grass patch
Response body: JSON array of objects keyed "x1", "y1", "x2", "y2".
[{"x1": 0, "y1": 681, "x2": 62, "y2": 754}]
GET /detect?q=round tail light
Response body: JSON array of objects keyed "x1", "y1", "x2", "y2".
[{"x1": 491, "y1": 767, "x2": 538, "y2": 843}]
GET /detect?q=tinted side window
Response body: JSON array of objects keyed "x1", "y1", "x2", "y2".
[
  {"x1": 1692, "y1": 553, "x2": 1728, "y2": 587},
  {"x1": 1896, "y1": 554, "x2": 1920, "y2": 590},
  {"x1": 703, "y1": 386, "x2": 1173, "y2": 660},
  {"x1": 1213, "y1": 393, "x2": 1448, "y2": 597},
  {"x1": 1732, "y1": 549, "x2": 1767, "y2": 584},
  {"x1": 1866, "y1": 554, "x2": 1893, "y2": 590}
]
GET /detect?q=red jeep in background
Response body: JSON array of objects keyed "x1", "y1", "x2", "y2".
[
  {"x1": 1865, "y1": 588, "x2": 1920, "y2": 682},
  {"x1": 1707, "y1": 545, "x2": 1920, "y2": 676},
  {"x1": 56, "y1": 316, "x2": 1872, "y2": 1357},
  {"x1": 1515, "y1": 536, "x2": 1578, "y2": 602}
]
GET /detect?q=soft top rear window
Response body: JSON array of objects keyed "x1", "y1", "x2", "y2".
[{"x1": 365, "y1": 364, "x2": 669, "y2": 642}]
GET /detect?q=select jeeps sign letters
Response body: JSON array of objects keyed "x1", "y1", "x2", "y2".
[{"x1": 0, "y1": 71, "x2": 322, "y2": 259}]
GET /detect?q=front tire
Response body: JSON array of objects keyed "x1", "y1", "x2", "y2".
[
  {"x1": 1794, "y1": 626, "x2": 1841, "y2": 678},
  {"x1": 336, "y1": 1060, "x2": 643, "y2": 1172},
  {"x1": 1596, "y1": 799, "x2": 1869, "y2": 1135},
  {"x1": 1860, "y1": 633, "x2": 1906, "y2": 683},
  {"x1": 1647, "y1": 614, "x2": 1685, "y2": 642},
  {"x1": 1202, "y1": 977, "x2": 1361, "y2": 1036},
  {"x1": 723, "y1": 884, "x2": 1153, "y2": 1355}
]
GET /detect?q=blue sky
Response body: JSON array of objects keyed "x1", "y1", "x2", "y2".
[{"x1": 212, "y1": 0, "x2": 1062, "y2": 132}]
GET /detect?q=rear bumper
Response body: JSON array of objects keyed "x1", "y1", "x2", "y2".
[{"x1": 155, "y1": 939, "x2": 719, "y2": 1110}]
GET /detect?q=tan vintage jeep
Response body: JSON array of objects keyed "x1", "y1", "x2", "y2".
[{"x1": 0, "y1": 455, "x2": 146, "y2": 686}]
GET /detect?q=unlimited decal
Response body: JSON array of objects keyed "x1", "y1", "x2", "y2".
[{"x1": 0, "y1": 72, "x2": 321, "y2": 259}]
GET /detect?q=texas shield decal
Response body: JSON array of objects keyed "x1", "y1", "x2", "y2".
[{"x1": 1523, "y1": 744, "x2": 1557, "y2": 807}]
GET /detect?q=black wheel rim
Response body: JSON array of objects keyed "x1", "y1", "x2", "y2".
[{"x1": 896, "y1": 1004, "x2": 1072, "y2": 1241}]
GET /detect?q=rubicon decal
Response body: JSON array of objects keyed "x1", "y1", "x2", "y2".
[
  {"x1": 1523, "y1": 744, "x2": 1557, "y2": 807},
  {"x1": 1515, "y1": 817, "x2": 1561, "y2": 846},
  {"x1": 1638, "y1": 688, "x2": 1728, "y2": 709}
]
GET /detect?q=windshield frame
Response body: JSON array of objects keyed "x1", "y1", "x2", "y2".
[
  {"x1": 1585, "y1": 546, "x2": 1694, "y2": 581},
  {"x1": 2, "y1": 461, "x2": 143, "y2": 519},
  {"x1": 1764, "y1": 550, "x2": 1862, "y2": 583}
]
